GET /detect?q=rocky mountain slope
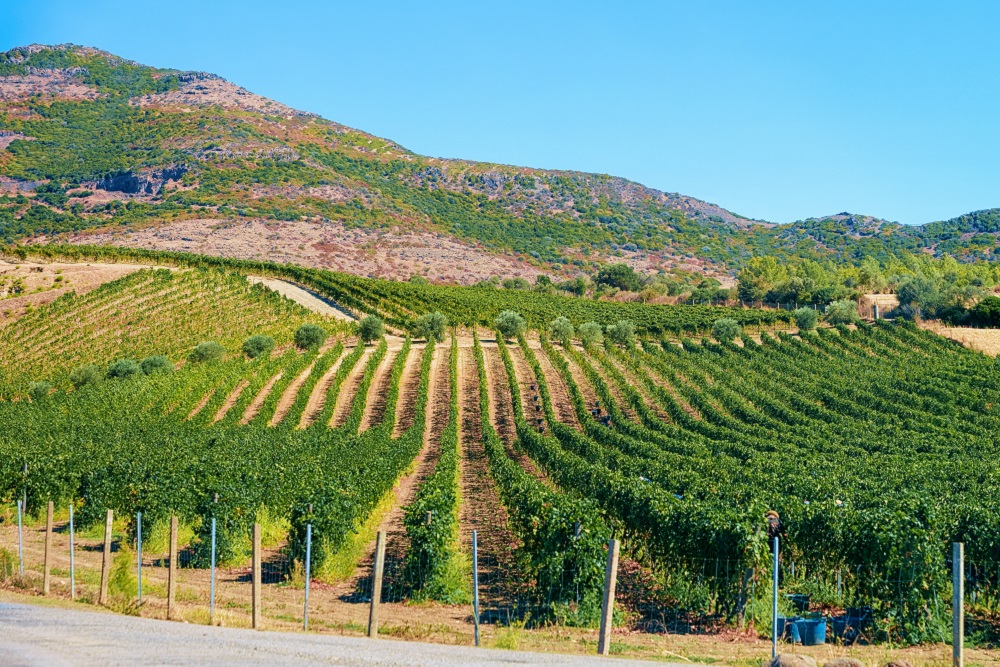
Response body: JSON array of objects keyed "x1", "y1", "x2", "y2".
[{"x1": 0, "y1": 44, "x2": 997, "y2": 282}]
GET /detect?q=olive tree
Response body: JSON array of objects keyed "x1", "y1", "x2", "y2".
[
  {"x1": 605, "y1": 319, "x2": 635, "y2": 346},
  {"x1": 294, "y1": 324, "x2": 328, "y2": 349},
  {"x1": 549, "y1": 316, "x2": 574, "y2": 347},
  {"x1": 411, "y1": 312, "x2": 448, "y2": 343},
  {"x1": 793, "y1": 307, "x2": 819, "y2": 331},
  {"x1": 358, "y1": 315, "x2": 385, "y2": 344},
  {"x1": 495, "y1": 310, "x2": 526, "y2": 340},
  {"x1": 711, "y1": 318, "x2": 741, "y2": 343},
  {"x1": 578, "y1": 322, "x2": 604, "y2": 346}
]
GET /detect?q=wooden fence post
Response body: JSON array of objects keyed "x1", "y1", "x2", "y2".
[
  {"x1": 167, "y1": 516, "x2": 178, "y2": 620},
  {"x1": 252, "y1": 523, "x2": 261, "y2": 629},
  {"x1": 98, "y1": 509, "x2": 113, "y2": 606},
  {"x1": 368, "y1": 530, "x2": 386, "y2": 638},
  {"x1": 598, "y1": 538, "x2": 620, "y2": 656},
  {"x1": 954, "y1": 542, "x2": 964, "y2": 667},
  {"x1": 42, "y1": 501, "x2": 53, "y2": 595}
]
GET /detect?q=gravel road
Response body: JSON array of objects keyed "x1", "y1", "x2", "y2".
[{"x1": 0, "y1": 602, "x2": 668, "y2": 667}]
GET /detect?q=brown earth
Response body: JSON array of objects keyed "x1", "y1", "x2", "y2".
[
  {"x1": 0, "y1": 260, "x2": 159, "y2": 325},
  {"x1": 62, "y1": 218, "x2": 547, "y2": 285},
  {"x1": 920, "y1": 320, "x2": 1000, "y2": 357}
]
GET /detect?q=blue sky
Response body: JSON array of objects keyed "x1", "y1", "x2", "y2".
[{"x1": 3, "y1": 1, "x2": 998, "y2": 225}]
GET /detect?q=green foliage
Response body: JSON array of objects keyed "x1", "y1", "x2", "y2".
[
  {"x1": 495, "y1": 310, "x2": 526, "y2": 340},
  {"x1": 403, "y1": 335, "x2": 469, "y2": 602},
  {"x1": 605, "y1": 319, "x2": 635, "y2": 346},
  {"x1": 595, "y1": 263, "x2": 641, "y2": 292},
  {"x1": 139, "y1": 355, "x2": 173, "y2": 375},
  {"x1": 711, "y1": 317, "x2": 741, "y2": 343},
  {"x1": 28, "y1": 381, "x2": 52, "y2": 402},
  {"x1": 188, "y1": 341, "x2": 224, "y2": 363},
  {"x1": 358, "y1": 315, "x2": 384, "y2": 344},
  {"x1": 294, "y1": 323, "x2": 327, "y2": 349},
  {"x1": 241, "y1": 334, "x2": 276, "y2": 359},
  {"x1": 792, "y1": 307, "x2": 819, "y2": 331},
  {"x1": 972, "y1": 295, "x2": 1000, "y2": 327},
  {"x1": 409, "y1": 311, "x2": 447, "y2": 343},
  {"x1": 825, "y1": 299, "x2": 860, "y2": 324},
  {"x1": 69, "y1": 364, "x2": 102, "y2": 389},
  {"x1": 549, "y1": 316, "x2": 574, "y2": 346},
  {"x1": 106, "y1": 358, "x2": 142, "y2": 380},
  {"x1": 578, "y1": 321, "x2": 604, "y2": 346}
]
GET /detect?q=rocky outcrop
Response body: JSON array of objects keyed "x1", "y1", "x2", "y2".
[{"x1": 95, "y1": 166, "x2": 187, "y2": 195}]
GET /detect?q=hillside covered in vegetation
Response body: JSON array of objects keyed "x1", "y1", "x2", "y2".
[{"x1": 1, "y1": 44, "x2": 999, "y2": 285}]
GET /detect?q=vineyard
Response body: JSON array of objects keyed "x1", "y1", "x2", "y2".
[{"x1": 3, "y1": 250, "x2": 1000, "y2": 657}]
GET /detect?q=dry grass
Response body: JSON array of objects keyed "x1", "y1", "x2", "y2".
[{"x1": 920, "y1": 321, "x2": 1000, "y2": 357}]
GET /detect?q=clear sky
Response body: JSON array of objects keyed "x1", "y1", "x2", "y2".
[{"x1": 3, "y1": 1, "x2": 998, "y2": 225}]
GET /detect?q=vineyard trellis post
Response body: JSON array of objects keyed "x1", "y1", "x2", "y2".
[
  {"x1": 42, "y1": 501, "x2": 53, "y2": 595},
  {"x1": 953, "y1": 542, "x2": 964, "y2": 667},
  {"x1": 68, "y1": 504, "x2": 75, "y2": 600},
  {"x1": 136, "y1": 512, "x2": 142, "y2": 604},
  {"x1": 303, "y1": 523, "x2": 311, "y2": 632},
  {"x1": 368, "y1": 530, "x2": 386, "y2": 639},
  {"x1": 598, "y1": 537, "x2": 620, "y2": 656},
  {"x1": 472, "y1": 529, "x2": 480, "y2": 647},
  {"x1": 16, "y1": 498, "x2": 23, "y2": 577},
  {"x1": 209, "y1": 517, "x2": 216, "y2": 626},
  {"x1": 771, "y1": 537, "x2": 779, "y2": 659},
  {"x1": 167, "y1": 516, "x2": 178, "y2": 620},
  {"x1": 99, "y1": 509, "x2": 113, "y2": 606},
  {"x1": 252, "y1": 523, "x2": 262, "y2": 629}
]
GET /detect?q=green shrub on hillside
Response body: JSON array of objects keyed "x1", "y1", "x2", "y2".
[
  {"x1": 188, "y1": 341, "x2": 225, "y2": 363},
  {"x1": 294, "y1": 324, "x2": 327, "y2": 349},
  {"x1": 106, "y1": 359, "x2": 142, "y2": 379},
  {"x1": 793, "y1": 307, "x2": 819, "y2": 331},
  {"x1": 578, "y1": 321, "x2": 603, "y2": 346},
  {"x1": 711, "y1": 317, "x2": 741, "y2": 342},
  {"x1": 242, "y1": 334, "x2": 276, "y2": 359},
  {"x1": 140, "y1": 355, "x2": 173, "y2": 375},
  {"x1": 495, "y1": 310, "x2": 526, "y2": 340},
  {"x1": 28, "y1": 381, "x2": 52, "y2": 402},
  {"x1": 69, "y1": 364, "x2": 103, "y2": 389},
  {"x1": 549, "y1": 316, "x2": 574, "y2": 347},
  {"x1": 410, "y1": 312, "x2": 447, "y2": 343},
  {"x1": 605, "y1": 319, "x2": 636, "y2": 346},
  {"x1": 826, "y1": 300, "x2": 860, "y2": 324},
  {"x1": 358, "y1": 316, "x2": 385, "y2": 344}
]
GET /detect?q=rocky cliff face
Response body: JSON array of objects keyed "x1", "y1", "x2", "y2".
[{"x1": 95, "y1": 166, "x2": 188, "y2": 195}]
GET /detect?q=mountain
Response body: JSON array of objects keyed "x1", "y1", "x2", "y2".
[{"x1": 0, "y1": 44, "x2": 997, "y2": 283}]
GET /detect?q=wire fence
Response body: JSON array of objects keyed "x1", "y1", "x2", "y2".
[{"x1": 1, "y1": 503, "x2": 995, "y2": 648}]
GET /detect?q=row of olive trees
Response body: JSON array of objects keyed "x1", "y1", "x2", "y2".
[{"x1": 708, "y1": 300, "x2": 860, "y2": 344}]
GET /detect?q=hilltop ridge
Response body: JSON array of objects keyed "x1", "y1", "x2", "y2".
[{"x1": 0, "y1": 44, "x2": 997, "y2": 283}]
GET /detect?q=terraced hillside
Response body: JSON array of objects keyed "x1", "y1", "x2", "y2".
[{"x1": 3, "y1": 255, "x2": 1000, "y2": 648}]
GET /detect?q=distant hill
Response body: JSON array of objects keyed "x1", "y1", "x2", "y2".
[{"x1": 0, "y1": 44, "x2": 997, "y2": 282}]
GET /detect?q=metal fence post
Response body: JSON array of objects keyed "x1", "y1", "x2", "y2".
[
  {"x1": 472, "y1": 529, "x2": 480, "y2": 647},
  {"x1": 167, "y1": 516, "x2": 178, "y2": 620},
  {"x1": 43, "y1": 501, "x2": 53, "y2": 595},
  {"x1": 68, "y1": 503, "x2": 75, "y2": 600},
  {"x1": 368, "y1": 530, "x2": 386, "y2": 638},
  {"x1": 136, "y1": 511, "x2": 142, "y2": 603},
  {"x1": 954, "y1": 542, "x2": 964, "y2": 667},
  {"x1": 303, "y1": 523, "x2": 312, "y2": 631},
  {"x1": 99, "y1": 509, "x2": 114, "y2": 606},
  {"x1": 210, "y1": 517, "x2": 216, "y2": 626},
  {"x1": 16, "y1": 499, "x2": 24, "y2": 577},
  {"x1": 772, "y1": 537, "x2": 779, "y2": 658},
  {"x1": 252, "y1": 523, "x2": 262, "y2": 629},
  {"x1": 598, "y1": 537, "x2": 620, "y2": 656}
]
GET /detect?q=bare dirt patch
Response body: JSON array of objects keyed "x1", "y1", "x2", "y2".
[
  {"x1": 213, "y1": 379, "x2": 249, "y2": 423},
  {"x1": 247, "y1": 276, "x2": 355, "y2": 321},
  {"x1": 298, "y1": 348, "x2": 348, "y2": 428},
  {"x1": 241, "y1": 372, "x2": 282, "y2": 425},
  {"x1": 331, "y1": 347, "x2": 374, "y2": 428},
  {"x1": 62, "y1": 218, "x2": 545, "y2": 285},
  {"x1": 921, "y1": 321, "x2": 1000, "y2": 357},
  {"x1": 0, "y1": 260, "x2": 156, "y2": 325},
  {"x1": 269, "y1": 361, "x2": 318, "y2": 426},
  {"x1": 358, "y1": 348, "x2": 400, "y2": 432}
]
